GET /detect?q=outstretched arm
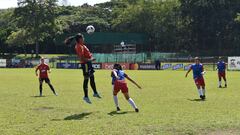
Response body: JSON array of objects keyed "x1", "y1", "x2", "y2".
[
  {"x1": 48, "y1": 68, "x2": 51, "y2": 74},
  {"x1": 125, "y1": 75, "x2": 141, "y2": 89},
  {"x1": 185, "y1": 68, "x2": 192, "y2": 78},
  {"x1": 35, "y1": 67, "x2": 39, "y2": 77},
  {"x1": 64, "y1": 36, "x2": 75, "y2": 45},
  {"x1": 201, "y1": 66, "x2": 206, "y2": 75}
]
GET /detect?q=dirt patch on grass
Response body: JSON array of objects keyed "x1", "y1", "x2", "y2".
[
  {"x1": 206, "y1": 129, "x2": 240, "y2": 135},
  {"x1": 32, "y1": 106, "x2": 54, "y2": 111}
]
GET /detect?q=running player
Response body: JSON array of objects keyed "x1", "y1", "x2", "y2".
[
  {"x1": 216, "y1": 57, "x2": 227, "y2": 88},
  {"x1": 65, "y1": 33, "x2": 100, "y2": 104},
  {"x1": 185, "y1": 57, "x2": 206, "y2": 100},
  {"x1": 35, "y1": 58, "x2": 57, "y2": 96},
  {"x1": 111, "y1": 64, "x2": 141, "y2": 112}
]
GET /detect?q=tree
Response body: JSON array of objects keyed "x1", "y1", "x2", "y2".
[
  {"x1": 6, "y1": 29, "x2": 34, "y2": 56},
  {"x1": 180, "y1": 0, "x2": 240, "y2": 55},
  {"x1": 0, "y1": 9, "x2": 16, "y2": 55},
  {"x1": 13, "y1": 0, "x2": 58, "y2": 57},
  {"x1": 56, "y1": 4, "x2": 112, "y2": 34},
  {"x1": 0, "y1": 0, "x2": 239, "y2": 55}
]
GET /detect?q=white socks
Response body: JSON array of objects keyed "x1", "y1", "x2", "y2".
[
  {"x1": 198, "y1": 89, "x2": 203, "y2": 96},
  {"x1": 128, "y1": 98, "x2": 137, "y2": 109},
  {"x1": 198, "y1": 88, "x2": 205, "y2": 96},
  {"x1": 113, "y1": 96, "x2": 138, "y2": 109},
  {"x1": 113, "y1": 96, "x2": 119, "y2": 107}
]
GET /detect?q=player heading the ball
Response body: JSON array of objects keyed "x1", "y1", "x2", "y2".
[
  {"x1": 185, "y1": 57, "x2": 206, "y2": 100},
  {"x1": 65, "y1": 33, "x2": 101, "y2": 104}
]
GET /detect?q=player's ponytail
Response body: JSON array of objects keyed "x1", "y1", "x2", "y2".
[
  {"x1": 118, "y1": 64, "x2": 122, "y2": 70},
  {"x1": 113, "y1": 64, "x2": 118, "y2": 70},
  {"x1": 64, "y1": 36, "x2": 75, "y2": 45},
  {"x1": 113, "y1": 64, "x2": 122, "y2": 70},
  {"x1": 64, "y1": 33, "x2": 84, "y2": 45}
]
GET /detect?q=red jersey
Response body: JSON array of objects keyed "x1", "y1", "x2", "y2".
[
  {"x1": 75, "y1": 43, "x2": 92, "y2": 64},
  {"x1": 36, "y1": 64, "x2": 50, "y2": 78}
]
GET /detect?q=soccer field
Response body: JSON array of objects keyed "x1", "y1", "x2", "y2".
[{"x1": 1, "y1": 69, "x2": 240, "y2": 135}]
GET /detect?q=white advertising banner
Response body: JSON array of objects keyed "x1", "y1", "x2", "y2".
[
  {"x1": 0, "y1": 59, "x2": 6, "y2": 67},
  {"x1": 228, "y1": 57, "x2": 240, "y2": 70}
]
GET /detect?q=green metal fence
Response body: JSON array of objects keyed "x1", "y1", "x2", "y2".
[
  {"x1": 92, "y1": 52, "x2": 177, "y2": 63},
  {"x1": 93, "y1": 53, "x2": 147, "y2": 63}
]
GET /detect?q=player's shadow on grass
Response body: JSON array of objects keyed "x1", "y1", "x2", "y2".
[
  {"x1": 31, "y1": 96, "x2": 46, "y2": 98},
  {"x1": 108, "y1": 111, "x2": 135, "y2": 116},
  {"x1": 63, "y1": 112, "x2": 92, "y2": 120},
  {"x1": 187, "y1": 98, "x2": 205, "y2": 102},
  {"x1": 219, "y1": 87, "x2": 227, "y2": 89}
]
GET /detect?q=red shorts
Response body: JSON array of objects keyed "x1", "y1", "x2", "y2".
[
  {"x1": 218, "y1": 72, "x2": 226, "y2": 78},
  {"x1": 114, "y1": 80, "x2": 128, "y2": 93},
  {"x1": 194, "y1": 77, "x2": 205, "y2": 87}
]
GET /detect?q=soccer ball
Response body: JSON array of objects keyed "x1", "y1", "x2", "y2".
[{"x1": 86, "y1": 25, "x2": 95, "y2": 34}]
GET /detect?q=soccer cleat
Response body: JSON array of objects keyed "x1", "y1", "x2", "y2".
[
  {"x1": 202, "y1": 95, "x2": 206, "y2": 100},
  {"x1": 225, "y1": 84, "x2": 227, "y2": 88},
  {"x1": 54, "y1": 93, "x2": 58, "y2": 96},
  {"x1": 219, "y1": 85, "x2": 222, "y2": 88},
  {"x1": 40, "y1": 93, "x2": 42, "y2": 97},
  {"x1": 83, "y1": 97, "x2": 92, "y2": 104},
  {"x1": 93, "y1": 93, "x2": 101, "y2": 98},
  {"x1": 135, "y1": 108, "x2": 139, "y2": 112},
  {"x1": 116, "y1": 107, "x2": 121, "y2": 112}
]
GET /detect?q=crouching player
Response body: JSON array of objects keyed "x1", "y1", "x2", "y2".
[
  {"x1": 217, "y1": 57, "x2": 227, "y2": 88},
  {"x1": 111, "y1": 64, "x2": 141, "y2": 112},
  {"x1": 185, "y1": 57, "x2": 206, "y2": 100},
  {"x1": 35, "y1": 58, "x2": 57, "y2": 96}
]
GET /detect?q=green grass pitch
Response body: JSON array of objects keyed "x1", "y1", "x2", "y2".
[{"x1": 0, "y1": 69, "x2": 240, "y2": 135}]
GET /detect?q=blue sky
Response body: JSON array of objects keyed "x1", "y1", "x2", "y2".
[{"x1": 0, "y1": 0, "x2": 110, "y2": 9}]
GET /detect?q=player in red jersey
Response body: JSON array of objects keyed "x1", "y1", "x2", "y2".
[
  {"x1": 35, "y1": 58, "x2": 57, "y2": 96},
  {"x1": 111, "y1": 64, "x2": 141, "y2": 112},
  {"x1": 65, "y1": 33, "x2": 100, "y2": 104}
]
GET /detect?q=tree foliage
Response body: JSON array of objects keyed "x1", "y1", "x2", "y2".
[
  {"x1": 0, "y1": 0, "x2": 240, "y2": 55},
  {"x1": 12, "y1": 0, "x2": 58, "y2": 57}
]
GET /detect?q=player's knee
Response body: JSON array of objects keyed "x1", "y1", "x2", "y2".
[
  {"x1": 113, "y1": 90, "x2": 118, "y2": 96},
  {"x1": 124, "y1": 94, "x2": 130, "y2": 100}
]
